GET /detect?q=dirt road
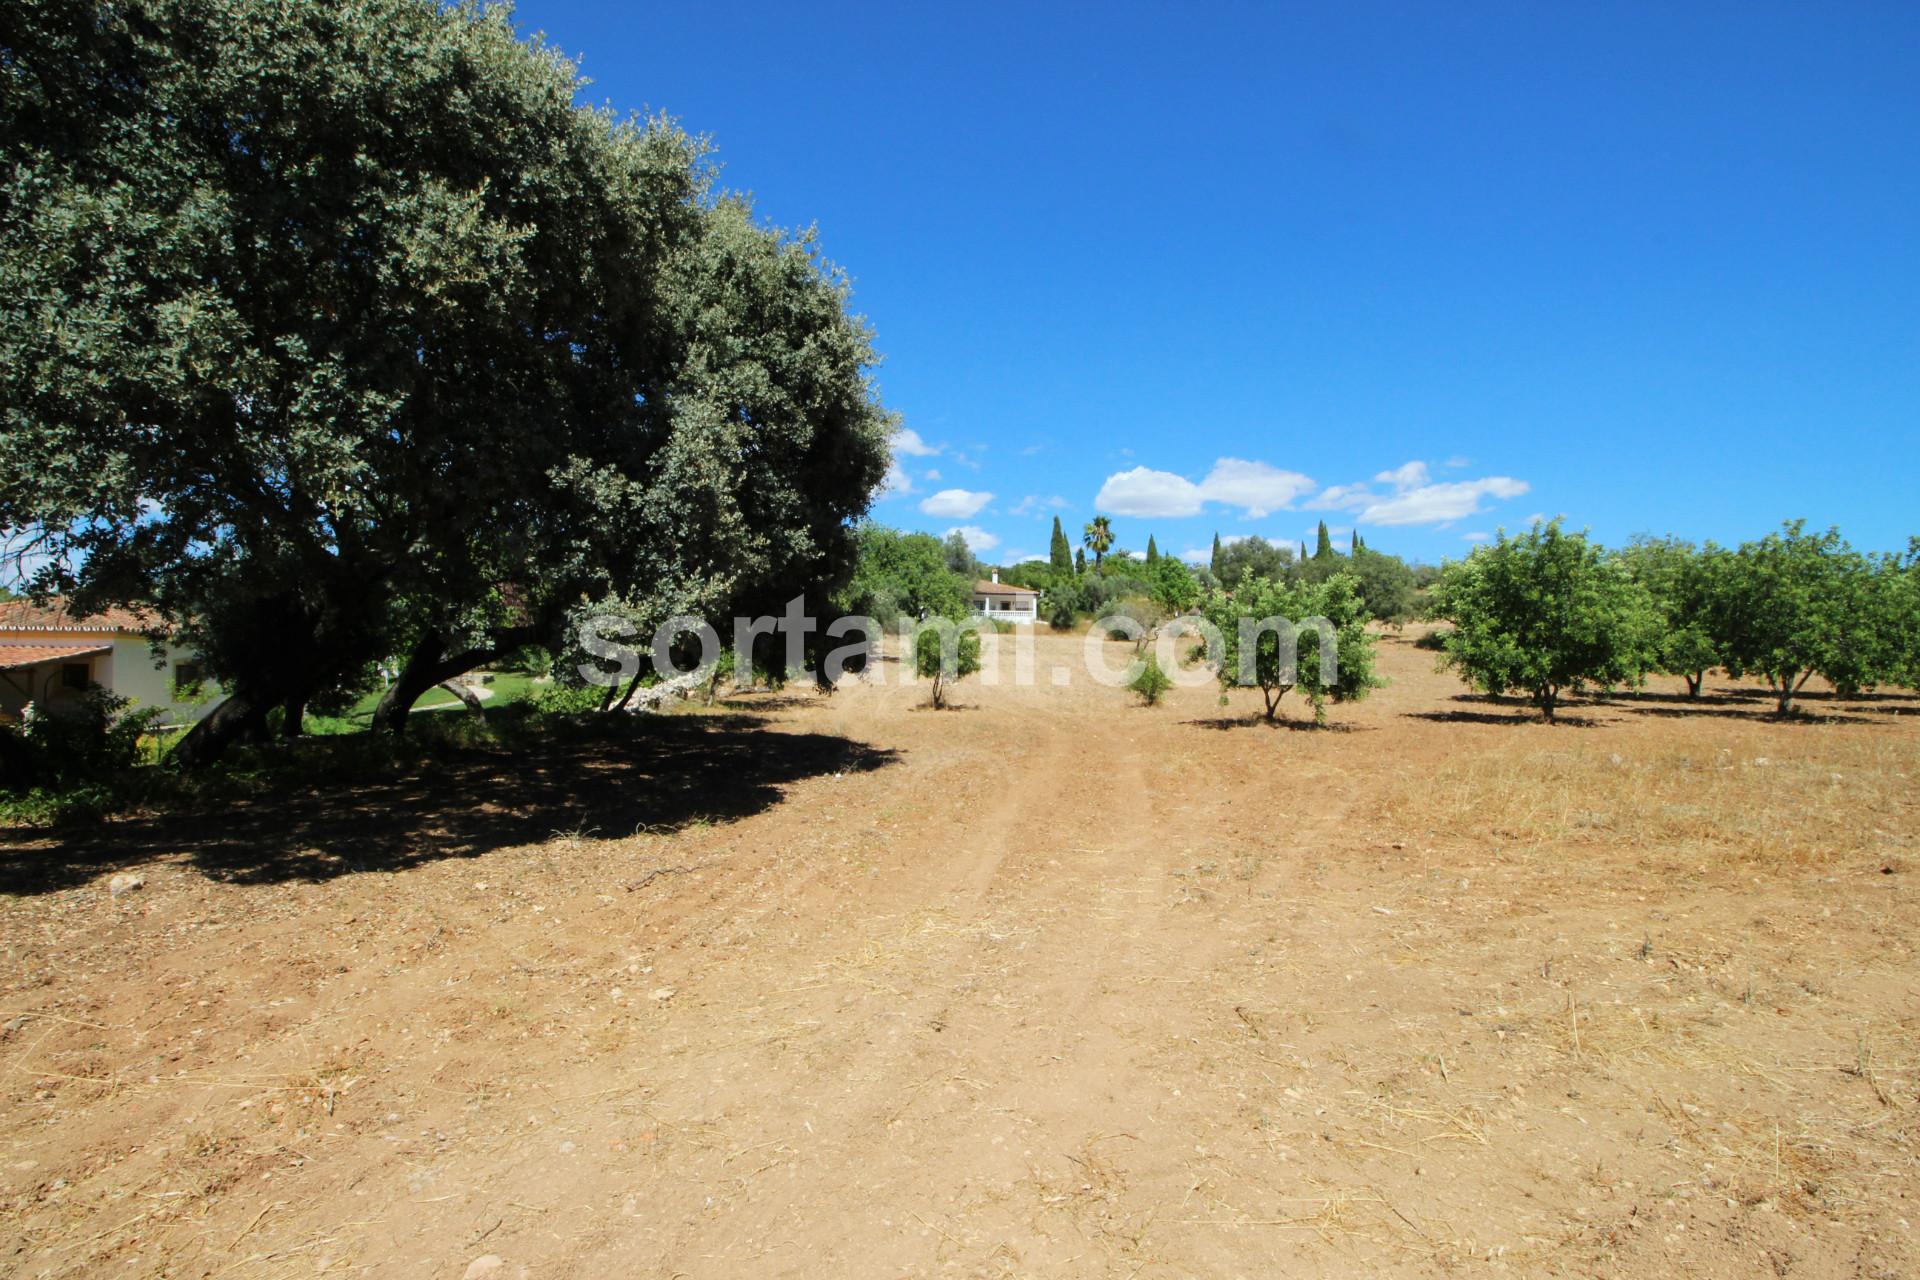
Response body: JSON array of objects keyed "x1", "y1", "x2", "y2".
[{"x1": 3, "y1": 629, "x2": 1917, "y2": 1277}]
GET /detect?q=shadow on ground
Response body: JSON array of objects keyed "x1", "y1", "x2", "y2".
[
  {"x1": 0, "y1": 716, "x2": 898, "y2": 896},
  {"x1": 1183, "y1": 715, "x2": 1363, "y2": 733}
]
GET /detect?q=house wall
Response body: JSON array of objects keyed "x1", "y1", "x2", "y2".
[
  {"x1": 971, "y1": 596, "x2": 1039, "y2": 623},
  {"x1": 0, "y1": 632, "x2": 215, "y2": 726},
  {"x1": 103, "y1": 634, "x2": 216, "y2": 724}
]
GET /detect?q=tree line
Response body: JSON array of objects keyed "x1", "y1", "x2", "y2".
[{"x1": 1434, "y1": 520, "x2": 1920, "y2": 720}]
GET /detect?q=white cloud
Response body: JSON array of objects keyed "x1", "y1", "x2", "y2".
[
  {"x1": 920, "y1": 488, "x2": 993, "y2": 519},
  {"x1": 1521, "y1": 512, "x2": 1545, "y2": 526},
  {"x1": 1179, "y1": 547, "x2": 1211, "y2": 565},
  {"x1": 1303, "y1": 482, "x2": 1376, "y2": 511},
  {"x1": 1374, "y1": 460, "x2": 1431, "y2": 491},
  {"x1": 1444, "y1": 456, "x2": 1471, "y2": 469},
  {"x1": 1094, "y1": 458, "x2": 1315, "y2": 519},
  {"x1": 1358, "y1": 476, "x2": 1529, "y2": 526},
  {"x1": 891, "y1": 427, "x2": 941, "y2": 457},
  {"x1": 945, "y1": 525, "x2": 1000, "y2": 553},
  {"x1": 1197, "y1": 458, "x2": 1316, "y2": 517},
  {"x1": 879, "y1": 459, "x2": 913, "y2": 499},
  {"x1": 1463, "y1": 531, "x2": 1491, "y2": 542},
  {"x1": 1011, "y1": 494, "x2": 1070, "y2": 518},
  {"x1": 1095, "y1": 467, "x2": 1206, "y2": 517},
  {"x1": 924, "y1": 468, "x2": 942, "y2": 482}
]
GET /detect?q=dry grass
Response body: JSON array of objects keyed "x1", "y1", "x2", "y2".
[{"x1": 1375, "y1": 729, "x2": 1919, "y2": 869}]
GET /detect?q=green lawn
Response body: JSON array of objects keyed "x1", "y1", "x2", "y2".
[{"x1": 336, "y1": 669, "x2": 547, "y2": 727}]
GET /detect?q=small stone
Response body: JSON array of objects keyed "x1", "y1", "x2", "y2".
[
  {"x1": 463, "y1": 1256, "x2": 505, "y2": 1280},
  {"x1": 649, "y1": 987, "x2": 676, "y2": 1002},
  {"x1": 108, "y1": 872, "x2": 145, "y2": 898}
]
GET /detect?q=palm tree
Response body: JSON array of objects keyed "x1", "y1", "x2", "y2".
[{"x1": 1083, "y1": 516, "x2": 1114, "y2": 573}]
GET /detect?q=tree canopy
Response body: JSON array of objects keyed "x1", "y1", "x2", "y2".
[
  {"x1": 1201, "y1": 573, "x2": 1380, "y2": 724},
  {"x1": 0, "y1": 0, "x2": 892, "y2": 759},
  {"x1": 1714, "y1": 522, "x2": 1899, "y2": 712},
  {"x1": 1432, "y1": 522, "x2": 1659, "y2": 721}
]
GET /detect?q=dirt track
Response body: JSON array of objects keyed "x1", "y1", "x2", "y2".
[{"x1": 3, "y1": 629, "x2": 1917, "y2": 1277}]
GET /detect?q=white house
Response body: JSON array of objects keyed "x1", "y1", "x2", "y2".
[
  {"x1": 970, "y1": 572, "x2": 1040, "y2": 624},
  {"x1": 0, "y1": 599, "x2": 213, "y2": 727}
]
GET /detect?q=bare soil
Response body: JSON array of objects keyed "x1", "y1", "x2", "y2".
[{"x1": 2, "y1": 628, "x2": 1917, "y2": 1278}]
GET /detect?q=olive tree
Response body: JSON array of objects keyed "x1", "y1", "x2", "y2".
[
  {"x1": 913, "y1": 623, "x2": 981, "y2": 710},
  {"x1": 1432, "y1": 522, "x2": 1658, "y2": 722}
]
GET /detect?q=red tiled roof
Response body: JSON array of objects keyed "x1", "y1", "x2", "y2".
[
  {"x1": 0, "y1": 641, "x2": 111, "y2": 671},
  {"x1": 0, "y1": 598, "x2": 161, "y2": 634},
  {"x1": 973, "y1": 579, "x2": 1040, "y2": 596}
]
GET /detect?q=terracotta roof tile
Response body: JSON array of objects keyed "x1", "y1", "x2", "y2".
[
  {"x1": 0, "y1": 598, "x2": 161, "y2": 634},
  {"x1": 973, "y1": 579, "x2": 1040, "y2": 596},
  {"x1": 0, "y1": 641, "x2": 112, "y2": 671}
]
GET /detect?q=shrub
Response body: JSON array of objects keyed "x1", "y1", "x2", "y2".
[
  {"x1": 1129, "y1": 653, "x2": 1174, "y2": 705},
  {"x1": 2, "y1": 689, "x2": 162, "y2": 790},
  {"x1": 532, "y1": 684, "x2": 607, "y2": 717}
]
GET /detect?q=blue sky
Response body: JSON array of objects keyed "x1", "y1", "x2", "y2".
[{"x1": 521, "y1": 1, "x2": 1918, "y2": 566}]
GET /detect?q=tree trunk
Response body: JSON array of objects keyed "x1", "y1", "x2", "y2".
[
  {"x1": 609, "y1": 667, "x2": 645, "y2": 713},
  {"x1": 172, "y1": 687, "x2": 272, "y2": 769},
  {"x1": 1777, "y1": 669, "x2": 1812, "y2": 716},
  {"x1": 1538, "y1": 685, "x2": 1558, "y2": 723},
  {"x1": 374, "y1": 631, "x2": 523, "y2": 734},
  {"x1": 1684, "y1": 673, "x2": 1703, "y2": 699},
  {"x1": 437, "y1": 681, "x2": 485, "y2": 716},
  {"x1": 281, "y1": 693, "x2": 306, "y2": 739}
]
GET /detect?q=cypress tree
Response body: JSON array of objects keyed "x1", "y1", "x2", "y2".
[
  {"x1": 1315, "y1": 520, "x2": 1333, "y2": 559},
  {"x1": 1049, "y1": 516, "x2": 1072, "y2": 575},
  {"x1": 1074, "y1": 547, "x2": 1086, "y2": 575},
  {"x1": 1146, "y1": 535, "x2": 1159, "y2": 565},
  {"x1": 1210, "y1": 532, "x2": 1223, "y2": 576}
]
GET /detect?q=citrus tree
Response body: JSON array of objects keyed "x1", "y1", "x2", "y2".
[
  {"x1": 1200, "y1": 573, "x2": 1379, "y2": 725},
  {"x1": 1432, "y1": 522, "x2": 1658, "y2": 722},
  {"x1": 1716, "y1": 522, "x2": 1899, "y2": 711},
  {"x1": 1617, "y1": 536, "x2": 1729, "y2": 697}
]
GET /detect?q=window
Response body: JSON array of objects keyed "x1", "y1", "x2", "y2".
[
  {"x1": 61, "y1": 663, "x2": 91, "y2": 691},
  {"x1": 173, "y1": 661, "x2": 203, "y2": 697}
]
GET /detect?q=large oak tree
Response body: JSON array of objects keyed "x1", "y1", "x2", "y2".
[{"x1": 1, "y1": 0, "x2": 892, "y2": 761}]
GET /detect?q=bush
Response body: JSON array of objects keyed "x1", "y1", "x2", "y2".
[
  {"x1": 1047, "y1": 598, "x2": 1078, "y2": 631},
  {"x1": 1, "y1": 689, "x2": 162, "y2": 791},
  {"x1": 532, "y1": 684, "x2": 607, "y2": 716},
  {"x1": 1129, "y1": 653, "x2": 1174, "y2": 705}
]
